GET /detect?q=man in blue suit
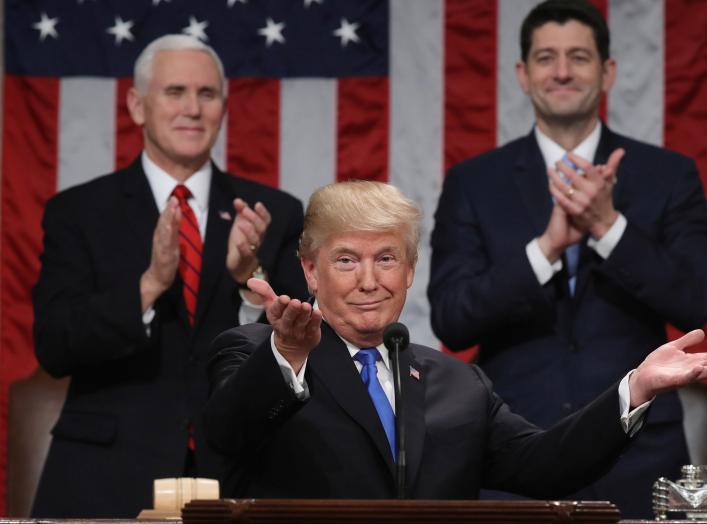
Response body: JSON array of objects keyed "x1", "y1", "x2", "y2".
[{"x1": 428, "y1": 0, "x2": 707, "y2": 518}]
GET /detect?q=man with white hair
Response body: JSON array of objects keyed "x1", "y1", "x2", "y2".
[{"x1": 31, "y1": 34, "x2": 307, "y2": 517}]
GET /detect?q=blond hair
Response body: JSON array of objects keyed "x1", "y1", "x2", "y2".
[{"x1": 299, "y1": 180, "x2": 421, "y2": 264}]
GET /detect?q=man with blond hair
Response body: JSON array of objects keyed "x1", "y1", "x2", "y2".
[
  {"x1": 205, "y1": 180, "x2": 707, "y2": 501},
  {"x1": 32, "y1": 34, "x2": 306, "y2": 517}
]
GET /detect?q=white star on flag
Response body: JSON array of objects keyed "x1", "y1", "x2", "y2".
[
  {"x1": 106, "y1": 16, "x2": 135, "y2": 45},
  {"x1": 333, "y1": 18, "x2": 360, "y2": 47},
  {"x1": 227, "y1": 0, "x2": 247, "y2": 6},
  {"x1": 183, "y1": 16, "x2": 209, "y2": 42},
  {"x1": 258, "y1": 18, "x2": 286, "y2": 47},
  {"x1": 32, "y1": 12, "x2": 59, "y2": 41},
  {"x1": 152, "y1": 0, "x2": 171, "y2": 5},
  {"x1": 304, "y1": 0, "x2": 323, "y2": 7}
]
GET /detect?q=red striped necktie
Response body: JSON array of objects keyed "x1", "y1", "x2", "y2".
[{"x1": 172, "y1": 185, "x2": 202, "y2": 327}]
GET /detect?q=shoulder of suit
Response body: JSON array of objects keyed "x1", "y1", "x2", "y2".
[
  {"x1": 446, "y1": 134, "x2": 529, "y2": 178},
  {"x1": 605, "y1": 127, "x2": 695, "y2": 167},
  {"x1": 46, "y1": 163, "x2": 139, "y2": 210},
  {"x1": 214, "y1": 167, "x2": 303, "y2": 208}
]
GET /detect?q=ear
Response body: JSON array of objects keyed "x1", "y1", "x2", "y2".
[
  {"x1": 601, "y1": 58, "x2": 617, "y2": 94},
  {"x1": 515, "y1": 60, "x2": 530, "y2": 94},
  {"x1": 406, "y1": 263, "x2": 415, "y2": 290},
  {"x1": 126, "y1": 87, "x2": 145, "y2": 127},
  {"x1": 301, "y1": 257, "x2": 318, "y2": 295}
]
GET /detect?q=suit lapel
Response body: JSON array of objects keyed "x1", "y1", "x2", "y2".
[
  {"x1": 195, "y1": 165, "x2": 236, "y2": 328},
  {"x1": 512, "y1": 130, "x2": 554, "y2": 235},
  {"x1": 309, "y1": 324, "x2": 396, "y2": 477},
  {"x1": 119, "y1": 158, "x2": 160, "y2": 252},
  {"x1": 398, "y1": 348, "x2": 425, "y2": 491}
]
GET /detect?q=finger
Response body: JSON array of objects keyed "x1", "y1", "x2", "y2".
[
  {"x1": 549, "y1": 178, "x2": 584, "y2": 215},
  {"x1": 247, "y1": 277, "x2": 278, "y2": 305},
  {"x1": 253, "y1": 201, "x2": 272, "y2": 228},
  {"x1": 233, "y1": 198, "x2": 249, "y2": 214},
  {"x1": 235, "y1": 218, "x2": 260, "y2": 246},
  {"x1": 306, "y1": 309, "x2": 323, "y2": 335},
  {"x1": 671, "y1": 329, "x2": 706, "y2": 351},
  {"x1": 566, "y1": 152, "x2": 592, "y2": 174},
  {"x1": 605, "y1": 148, "x2": 626, "y2": 173},
  {"x1": 237, "y1": 204, "x2": 269, "y2": 237},
  {"x1": 280, "y1": 299, "x2": 305, "y2": 327}
]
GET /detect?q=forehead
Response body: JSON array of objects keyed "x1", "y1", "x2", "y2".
[
  {"x1": 150, "y1": 49, "x2": 222, "y2": 87},
  {"x1": 321, "y1": 230, "x2": 406, "y2": 255},
  {"x1": 529, "y1": 20, "x2": 598, "y2": 54}
]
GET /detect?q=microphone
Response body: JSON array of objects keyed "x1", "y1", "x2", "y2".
[{"x1": 383, "y1": 322, "x2": 410, "y2": 499}]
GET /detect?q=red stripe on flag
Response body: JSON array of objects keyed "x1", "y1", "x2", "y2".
[
  {"x1": 227, "y1": 78, "x2": 280, "y2": 189},
  {"x1": 443, "y1": 0, "x2": 497, "y2": 362},
  {"x1": 1, "y1": 75, "x2": 60, "y2": 515},
  {"x1": 336, "y1": 77, "x2": 389, "y2": 183},
  {"x1": 664, "y1": 0, "x2": 707, "y2": 358},
  {"x1": 444, "y1": 0, "x2": 497, "y2": 171},
  {"x1": 115, "y1": 78, "x2": 143, "y2": 170}
]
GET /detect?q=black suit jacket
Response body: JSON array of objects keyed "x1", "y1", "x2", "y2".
[
  {"x1": 427, "y1": 126, "x2": 707, "y2": 516},
  {"x1": 31, "y1": 157, "x2": 308, "y2": 518},
  {"x1": 204, "y1": 322, "x2": 632, "y2": 500}
]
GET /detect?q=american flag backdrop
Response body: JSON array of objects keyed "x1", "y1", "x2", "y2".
[{"x1": 2, "y1": 0, "x2": 707, "y2": 514}]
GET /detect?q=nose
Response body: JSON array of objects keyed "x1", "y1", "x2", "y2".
[
  {"x1": 182, "y1": 92, "x2": 201, "y2": 117},
  {"x1": 554, "y1": 56, "x2": 571, "y2": 81},
  {"x1": 358, "y1": 260, "x2": 378, "y2": 292}
]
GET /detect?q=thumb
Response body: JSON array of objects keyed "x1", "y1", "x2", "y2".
[
  {"x1": 671, "y1": 329, "x2": 705, "y2": 351},
  {"x1": 247, "y1": 277, "x2": 277, "y2": 306}
]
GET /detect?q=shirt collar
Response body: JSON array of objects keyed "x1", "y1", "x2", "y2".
[
  {"x1": 141, "y1": 151, "x2": 212, "y2": 213},
  {"x1": 534, "y1": 120, "x2": 602, "y2": 168}
]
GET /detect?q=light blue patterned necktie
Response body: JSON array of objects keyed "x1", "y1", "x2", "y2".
[
  {"x1": 560, "y1": 153, "x2": 580, "y2": 295},
  {"x1": 354, "y1": 348, "x2": 396, "y2": 460}
]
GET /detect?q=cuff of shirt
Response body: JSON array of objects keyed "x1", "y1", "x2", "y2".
[
  {"x1": 619, "y1": 369, "x2": 653, "y2": 436},
  {"x1": 142, "y1": 307, "x2": 156, "y2": 337},
  {"x1": 238, "y1": 289, "x2": 266, "y2": 325},
  {"x1": 587, "y1": 213, "x2": 627, "y2": 259},
  {"x1": 270, "y1": 332, "x2": 309, "y2": 400},
  {"x1": 526, "y1": 238, "x2": 563, "y2": 285}
]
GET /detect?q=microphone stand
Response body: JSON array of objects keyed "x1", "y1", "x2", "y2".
[{"x1": 389, "y1": 336, "x2": 406, "y2": 499}]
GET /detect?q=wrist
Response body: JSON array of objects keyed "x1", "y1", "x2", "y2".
[
  {"x1": 590, "y1": 210, "x2": 619, "y2": 240},
  {"x1": 140, "y1": 269, "x2": 169, "y2": 312},
  {"x1": 537, "y1": 234, "x2": 562, "y2": 263}
]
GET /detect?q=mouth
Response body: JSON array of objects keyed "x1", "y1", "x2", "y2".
[{"x1": 351, "y1": 300, "x2": 384, "y2": 311}]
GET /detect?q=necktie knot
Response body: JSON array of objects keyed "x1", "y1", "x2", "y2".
[
  {"x1": 172, "y1": 184, "x2": 193, "y2": 203},
  {"x1": 354, "y1": 348, "x2": 379, "y2": 368}
]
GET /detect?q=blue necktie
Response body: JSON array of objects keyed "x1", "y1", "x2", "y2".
[
  {"x1": 560, "y1": 153, "x2": 580, "y2": 295},
  {"x1": 354, "y1": 348, "x2": 396, "y2": 460}
]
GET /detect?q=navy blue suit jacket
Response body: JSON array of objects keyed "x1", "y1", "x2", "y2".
[
  {"x1": 31, "y1": 158, "x2": 308, "y2": 518},
  {"x1": 204, "y1": 322, "x2": 632, "y2": 500},
  {"x1": 428, "y1": 126, "x2": 707, "y2": 516}
]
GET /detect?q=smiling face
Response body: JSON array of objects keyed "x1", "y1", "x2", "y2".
[
  {"x1": 516, "y1": 20, "x2": 615, "y2": 131},
  {"x1": 127, "y1": 48, "x2": 225, "y2": 179},
  {"x1": 302, "y1": 230, "x2": 415, "y2": 348}
]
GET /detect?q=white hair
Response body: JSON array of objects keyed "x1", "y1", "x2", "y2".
[{"x1": 133, "y1": 34, "x2": 227, "y2": 95}]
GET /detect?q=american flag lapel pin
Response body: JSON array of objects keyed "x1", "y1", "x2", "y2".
[
  {"x1": 219, "y1": 210, "x2": 232, "y2": 221},
  {"x1": 409, "y1": 365, "x2": 420, "y2": 381}
]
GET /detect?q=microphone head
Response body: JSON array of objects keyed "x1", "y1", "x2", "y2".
[{"x1": 383, "y1": 322, "x2": 410, "y2": 352}]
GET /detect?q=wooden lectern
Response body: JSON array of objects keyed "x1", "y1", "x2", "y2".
[{"x1": 183, "y1": 499, "x2": 621, "y2": 523}]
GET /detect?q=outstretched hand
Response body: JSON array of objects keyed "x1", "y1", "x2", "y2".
[
  {"x1": 247, "y1": 278, "x2": 322, "y2": 373},
  {"x1": 629, "y1": 329, "x2": 707, "y2": 407}
]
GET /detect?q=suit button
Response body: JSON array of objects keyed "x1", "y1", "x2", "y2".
[{"x1": 562, "y1": 402, "x2": 572, "y2": 411}]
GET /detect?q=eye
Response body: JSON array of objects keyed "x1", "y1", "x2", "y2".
[
  {"x1": 199, "y1": 88, "x2": 218, "y2": 100},
  {"x1": 378, "y1": 254, "x2": 398, "y2": 267},
  {"x1": 165, "y1": 86, "x2": 184, "y2": 97},
  {"x1": 334, "y1": 255, "x2": 356, "y2": 270},
  {"x1": 535, "y1": 53, "x2": 553, "y2": 64}
]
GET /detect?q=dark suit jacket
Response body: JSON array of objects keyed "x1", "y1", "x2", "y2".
[
  {"x1": 204, "y1": 322, "x2": 633, "y2": 500},
  {"x1": 31, "y1": 157, "x2": 308, "y2": 518},
  {"x1": 427, "y1": 126, "x2": 707, "y2": 514}
]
